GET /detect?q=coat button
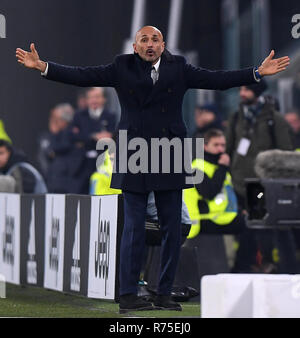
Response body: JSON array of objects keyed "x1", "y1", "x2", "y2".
[
  {"x1": 168, "y1": 88, "x2": 172, "y2": 93},
  {"x1": 129, "y1": 89, "x2": 134, "y2": 94},
  {"x1": 162, "y1": 107, "x2": 166, "y2": 112},
  {"x1": 162, "y1": 128, "x2": 166, "y2": 133}
]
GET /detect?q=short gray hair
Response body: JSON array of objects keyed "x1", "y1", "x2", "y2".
[{"x1": 53, "y1": 103, "x2": 74, "y2": 122}]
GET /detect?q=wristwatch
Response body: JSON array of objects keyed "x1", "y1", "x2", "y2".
[{"x1": 254, "y1": 67, "x2": 262, "y2": 80}]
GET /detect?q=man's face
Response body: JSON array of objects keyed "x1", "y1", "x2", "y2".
[
  {"x1": 204, "y1": 136, "x2": 226, "y2": 155},
  {"x1": 87, "y1": 88, "x2": 106, "y2": 111},
  {"x1": 133, "y1": 26, "x2": 165, "y2": 64},
  {"x1": 239, "y1": 86, "x2": 257, "y2": 105},
  {"x1": 0, "y1": 146, "x2": 10, "y2": 168},
  {"x1": 49, "y1": 109, "x2": 68, "y2": 134},
  {"x1": 195, "y1": 109, "x2": 216, "y2": 128},
  {"x1": 285, "y1": 113, "x2": 300, "y2": 133}
]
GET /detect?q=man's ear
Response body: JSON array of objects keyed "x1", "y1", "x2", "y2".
[
  {"x1": 133, "y1": 43, "x2": 137, "y2": 53},
  {"x1": 162, "y1": 41, "x2": 165, "y2": 52}
]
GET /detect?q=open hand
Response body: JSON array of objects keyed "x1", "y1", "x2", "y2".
[
  {"x1": 16, "y1": 43, "x2": 46, "y2": 72},
  {"x1": 258, "y1": 50, "x2": 290, "y2": 77}
]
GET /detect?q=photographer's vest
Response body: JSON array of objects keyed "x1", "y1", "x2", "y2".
[
  {"x1": 0, "y1": 120, "x2": 11, "y2": 143},
  {"x1": 90, "y1": 151, "x2": 122, "y2": 196},
  {"x1": 184, "y1": 158, "x2": 238, "y2": 237}
]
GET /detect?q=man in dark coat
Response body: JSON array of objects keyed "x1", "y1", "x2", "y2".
[
  {"x1": 67, "y1": 87, "x2": 117, "y2": 194},
  {"x1": 16, "y1": 25, "x2": 290, "y2": 313}
]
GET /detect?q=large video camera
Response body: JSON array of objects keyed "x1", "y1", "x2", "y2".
[{"x1": 245, "y1": 150, "x2": 300, "y2": 229}]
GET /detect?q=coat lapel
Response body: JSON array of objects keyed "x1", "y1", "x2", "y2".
[
  {"x1": 131, "y1": 53, "x2": 153, "y2": 107},
  {"x1": 143, "y1": 49, "x2": 174, "y2": 106}
]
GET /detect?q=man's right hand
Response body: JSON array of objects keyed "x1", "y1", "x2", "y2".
[
  {"x1": 218, "y1": 153, "x2": 230, "y2": 167},
  {"x1": 16, "y1": 43, "x2": 47, "y2": 72}
]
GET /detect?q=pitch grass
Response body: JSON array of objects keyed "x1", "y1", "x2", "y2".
[{"x1": 0, "y1": 284, "x2": 200, "y2": 318}]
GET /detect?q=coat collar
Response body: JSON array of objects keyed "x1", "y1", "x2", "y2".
[
  {"x1": 132, "y1": 49, "x2": 175, "y2": 107},
  {"x1": 133, "y1": 48, "x2": 175, "y2": 66}
]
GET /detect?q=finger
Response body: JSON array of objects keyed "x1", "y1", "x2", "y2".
[
  {"x1": 277, "y1": 67, "x2": 287, "y2": 73},
  {"x1": 16, "y1": 48, "x2": 26, "y2": 56},
  {"x1": 267, "y1": 50, "x2": 275, "y2": 60},
  {"x1": 30, "y1": 43, "x2": 37, "y2": 53},
  {"x1": 278, "y1": 61, "x2": 290, "y2": 68},
  {"x1": 17, "y1": 59, "x2": 25, "y2": 65},
  {"x1": 16, "y1": 55, "x2": 25, "y2": 62},
  {"x1": 278, "y1": 60, "x2": 290, "y2": 67},
  {"x1": 16, "y1": 52, "x2": 23, "y2": 59},
  {"x1": 16, "y1": 54, "x2": 25, "y2": 62},
  {"x1": 16, "y1": 51, "x2": 25, "y2": 59},
  {"x1": 276, "y1": 56, "x2": 290, "y2": 63},
  {"x1": 16, "y1": 50, "x2": 25, "y2": 56}
]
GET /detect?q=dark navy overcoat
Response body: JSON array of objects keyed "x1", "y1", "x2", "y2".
[{"x1": 44, "y1": 49, "x2": 257, "y2": 193}]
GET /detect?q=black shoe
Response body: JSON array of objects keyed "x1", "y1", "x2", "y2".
[
  {"x1": 153, "y1": 295, "x2": 182, "y2": 311},
  {"x1": 119, "y1": 293, "x2": 154, "y2": 314}
]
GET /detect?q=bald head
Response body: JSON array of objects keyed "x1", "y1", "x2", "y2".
[
  {"x1": 133, "y1": 26, "x2": 165, "y2": 65},
  {"x1": 135, "y1": 26, "x2": 164, "y2": 43}
]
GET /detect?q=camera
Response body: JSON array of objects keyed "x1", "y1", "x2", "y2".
[{"x1": 245, "y1": 178, "x2": 300, "y2": 229}]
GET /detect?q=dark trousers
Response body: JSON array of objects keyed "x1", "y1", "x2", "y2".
[{"x1": 119, "y1": 190, "x2": 182, "y2": 296}]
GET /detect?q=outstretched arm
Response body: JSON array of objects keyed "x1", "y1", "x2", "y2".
[
  {"x1": 184, "y1": 50, "x2": 290, "y2": 90},
  {"x1": 16, "y1": 43, "x2": 117, "y2": 87}
]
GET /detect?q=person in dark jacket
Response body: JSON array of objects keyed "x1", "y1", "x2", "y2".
[
  {"x1": 37, "y1": 103, "x2": 74, "y2": 193},
  {"x1": 0, "y1": 140, "x2": 47, "y2": 193},
  {"x1": 192, "y1": 103, "x2": 223, "y2": 160},
  {"x1": 16, "y1": 25, "x2": 290, "y2": 313},
  {"x1": 185, "y1": 129, "x2": 245, "y2": 235},
  {"x1": 226, "y1": 80, "x2": 294, "y2": 204},
  {"x1": 226, "y1": 82, "x2": 297, "y2": 273},
  {"x1": 68, "y1": 87, "x2": 117, "y2": 194}
]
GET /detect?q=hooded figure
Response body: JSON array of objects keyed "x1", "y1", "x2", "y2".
[{"x1": 0, "y1": 140, "x2": 47, "y2": 193}]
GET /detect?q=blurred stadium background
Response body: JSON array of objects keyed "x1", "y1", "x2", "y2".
[{"x1": 0, "y1": 0, "x2": 299, "y2": 163}]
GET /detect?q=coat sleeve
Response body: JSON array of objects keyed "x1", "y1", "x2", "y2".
[
  {"x1": 184, "y1": 59, "x2": 257, "y2": 90},
  {"x1": 44, "y1": 59, "x2": 117, "y2": 87},
  {"x1": 195, "y1": 166, "x2": 228, "y2": 200}
]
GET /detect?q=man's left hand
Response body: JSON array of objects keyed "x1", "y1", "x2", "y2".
[{"x1": 258, "y1": 50, "x2": 290, "y2": 77}]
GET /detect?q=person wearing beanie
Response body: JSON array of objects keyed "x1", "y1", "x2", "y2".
[
  {"x1": 193, "y1": 104, "x2": 223, "y2": 138},
  {"x1": 225, "y1": 80, "x2": 296, "y2": 274},
  {"x1": 226, "y1": 79, "x2": 293, "y2": 201},
  {"x1": 244, "y1": 79, "x2": 268, "y2": 99}
]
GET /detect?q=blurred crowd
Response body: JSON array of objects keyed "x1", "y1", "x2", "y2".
[{"x1": 1, "y1": 80, "x2": 300, "y2": 274}]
